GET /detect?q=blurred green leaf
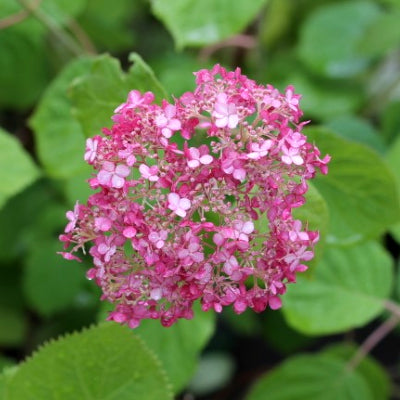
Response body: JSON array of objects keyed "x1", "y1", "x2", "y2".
[
  {"x1": 261, "y1": 310, "x2": 314, "y2": 355},
  {"x1": 78, "y1": 0, "x2": 140, "y2": 52},
  {"x1": 63, "y1": 168, "x2": 93, "y2": 205},
  {"x1": 71, "y1": 53, "x2": 167, "y2": 138},
  {"x1": 0, "y1": 181, "x2": 57, "y2": 262},
  {"x1": 222, "y1": 307, "x2": 262, "y2": 336},
  {"x1": 323, "y1": 343, "x2": 390, "y2": 400},
  {"x1": 0, "y1": 356, "x2": 15, "y2": 371},
  {"x1": 134, "y1": 302, "x2": 215, "y2": 394},
  {"x1": 0, "y1": 128, "x2": 40, "y2": 210},
  {"x1": 260, "y1": 0, "x2": 292, "y2": 49},
  {"x1": 30, "y1": 57, "x2": 94, "y2": 179},
  {"x1": 188, "y1": 352, "x2": 235, "y2": 396},
  {"x1": 23, "y1": 240, "x2": 86, "y2": 317},
  {"x1": 246, "y1": 354, "x2": 373, "y2": 400},
  {"x1": 382, "y1": 100, "x2": 400, "y2": 144},
  {"x1": 150, "y1": 0, "x2": 269, "y2": 49},
  {"x1": 358, "y1": 10, "x2": 400, "y2": 57},
  {"x1": 298, "y1": 1, "x2": 380, "y2": 78},
  {"x1": 3, "y1": 323, "x2": 173, "y2": 400},
  {"x1": 305, "y1": 127, "x2": 400, "y2": 245},
  {"x1": 384, "y1": 134, "x2": 400, "y2": 244},
  {"x1": 0, "y1": 306, "x2": 27, "y2": 347},
  {"x1": 0, "y1": 31, "x2": 49, "y2": 109},
  {"x1": 0, "y1": 0, "x2": 87, "y2": 35},
  {"x1": 283, "y1": 241, "x2": 394, "y2": 335},
  {"x1": 325, "y1": 115, "x2": 386, "y2": 154},
  {"x1": 154, "y1": 52, "x2": 213, "y2": 97},
  {"x1": 283, "y1": 72, "x2": 363, "y2": 121}
]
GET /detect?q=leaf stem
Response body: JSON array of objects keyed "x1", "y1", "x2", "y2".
[
  {"x1": 346, "y1": 307, "x2": 400, "y2": 370},
  {"x1": 0, "y1": 0, "x2": 42, "y2": 29},
  {"x1": 15, "y1": 0, "x2": 85, "y2": 57}
]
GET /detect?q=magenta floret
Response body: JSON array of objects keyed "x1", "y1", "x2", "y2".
[{"x1": 60, "y1": 65, "x2": 330, "y2": 328}]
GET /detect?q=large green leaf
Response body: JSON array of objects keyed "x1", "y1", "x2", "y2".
[
  {"x1": 298, "y1": 1, "x2": 381, "y2": 78},
  {"x1": 386, "y1": 134, "x2": 400, "y2": 243},
  {"x1": 23, "y1": 239, "x2": 86, "y2": 317},
  {"x1": 325, "y1": 115, "x2": 386, "y2": 154},
  {"x1": 2, "y1": 324, "x2": 172, "y2": 400},
  {"x1": 98, "y1": 301, "x2": 215, "y2": 394},
  {"x1": 0, "y1": 128, "x2": 40, "y2": 210},
  {"x1": 246, "y1": 354, "x2": 373, "y2": 400},
  {"x1": 282, "y1": 241, "x2": 394, "y2": 335},
  {"x1": 306, "y1": 127, "x2": 400, "y2": 245},
  {"x1": 358, "y1": 9, "x2": 400, "y2": 57},
  {"x1": 135, "y1": 302, "x2": 215, "y2": 393},
  {"x1": 323, "y1": 343, "x2": 390, "y2": 400},
  {"x1": 150, "y1": 0, "x2": 269, "y2": 49},
  {"x1": 30, "y1": 57, "x2": 94, "y2": 179},
  {"x1": 292, "y1": 182, "x2": 329, "y2": 268},
  {"x1": 282, "y1": 73, "x2": 363, "y2": 121},
  {"x1": 70, "y1": 53, "x2": 167, "y2": 138}
]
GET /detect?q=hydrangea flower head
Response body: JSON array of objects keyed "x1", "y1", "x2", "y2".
[{"x1": 60, "y1": 65, "x2": 330, "y2": 328}]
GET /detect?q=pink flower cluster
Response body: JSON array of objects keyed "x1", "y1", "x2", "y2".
[{"x1": 60, "y1": 65, "x2": 330, "y2": 328}]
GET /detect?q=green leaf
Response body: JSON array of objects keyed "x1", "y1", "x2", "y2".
[
  {"x1": 134, "y1": 302, "x2": 215, "y2": 393},
  {"x1": 298, "y1": 1, "x2": 381, "y2": 78},
  {"x1": 0, "y1": 128, "x2": 40, "y2": 210},
  {"x1": 77, "y1": 0, "x2": 140, "y2": 52},
  {"x1": 23, "y1": 240, "x2": 86, "y2": 317},
  {"x1": 282, "y1": 73, "x2": 363, "y2": 121},
  {"x1": 292, "y1": 182, "x2": 329, "y2": 268},
  {"x1": 30, "y1": 57, "x2": 94, "y2": 179},
  {"x1": 382, "y1": 101, "x2": 400, "y2": 144},
  {"x1": 390, "y1": 223, "x2": 400, "y2": 243},
  {"x1": 188, "y1": 352, "x2": 235, "y2": 396},
  {"x1": 282, "y1": 241, "x2": 394, "y2": 335},
  {"x1": 259, "y1": 0, "x2": 292, "y2": 49},
  {"x1": 0, "y1": 356, "x2": 15, "y2": 372},
  {"x1": 3, "y1": 323, "x2": 173, "y2": 400},
  {"x1": 386, "y1": 134, "x2": 400, "y2": 243},
  {"x1": 386, "y1": 134, "x2": 400, "y2": 190},
  {"x1": 0, "y1": 31, "x2": 49, "y2": 109},
  {"x1": 150, "y1": 0, "x2": 269, "y2": 49},
  {"x1": 323, "y1": 343, "x2": 390, "y2": 400},
  {"x1": 70, "y1": 53, "x2": 167, "y2": 138},
  {"x1": 154, "y1": 52, "x2": 213, "y2": 97},
  {"x1": 0, "y1": 306, "x2": 27, "y2": 347},
  {"x1": 305, "y1": 127, "x2": 400, "y2": 245},
  {"x1": 325, "y1": 115, "x2": 386, "y2": 154},
  {"x1": 246, "y1": 354, "x2": 373, "y2": 400},
  {"x1": 358, "y1": 10, "x2": 400, "y2": 57},
  {"x1": 126, "y1": 53, "x2": 169, "y2": 102},
  {"x1": 0, "y1": 181, "x2": 57, "y2": 262},
  {"x1": 261, "y1": 310, "x2": 314, "y2": 355}
]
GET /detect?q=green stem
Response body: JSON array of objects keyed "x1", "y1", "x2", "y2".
[{"x1": 16, "y1": 0, "x2": 85, "y2": 57}]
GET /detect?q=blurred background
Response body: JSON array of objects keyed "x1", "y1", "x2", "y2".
[{"x1": 1, "y1": 0, "x2": 400, "y2": 399}]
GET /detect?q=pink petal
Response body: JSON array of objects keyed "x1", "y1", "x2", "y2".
[
  {"x1": 200, "y1": 155, "x2": 213, "y2": 165},
  {"x1": 102, "y1": 161, "x2": 115, "y2": 172},
  {"x1": 168, "y1": 193, "x2": 180, "y2": 207},
  {"x1": 179, "y1": 198, "x2": 191, "y2": 210},
  {"x1": 111, "y1": 175, "x2": 125, "y2": 188},
  {"x1": 115, "y1": 164, "x2": 130, "y2": 177}
]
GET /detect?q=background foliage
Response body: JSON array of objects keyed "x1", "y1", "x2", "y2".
[{"x1": 1, "y1": 0, "x2": 400, "y2": 398}]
